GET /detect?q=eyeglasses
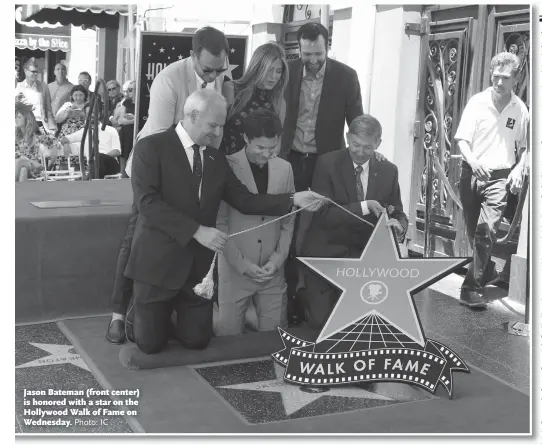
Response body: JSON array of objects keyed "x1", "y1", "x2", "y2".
[
  {"x1": 194, "y1": 56, "x2": 228, "y2": 75},
  {"x1": 28, "y1": 70, "x2": 39, "y2": 74},
  {"x1": 107, "y1": 87, "x2": 118, "y2": 92}
]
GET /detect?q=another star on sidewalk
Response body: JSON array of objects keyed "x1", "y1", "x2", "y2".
[
  {"x1": 219, "y1": 361, "x2": 391, "y2": 415},
  {"x1": 16, "y1": 343, "x2": 90, "y2": 372}
]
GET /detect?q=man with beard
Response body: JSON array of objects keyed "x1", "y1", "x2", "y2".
[{"x1": 279, "y1": 23, "x2": 366, "y2": 325}]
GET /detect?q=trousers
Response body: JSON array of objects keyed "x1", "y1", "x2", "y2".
[
  {"x1": 459, "y1": 163, "x2": 510, "y2": 291},
  {"x1": 111, "y1": 203, "x2": 138, "y2": 315}
]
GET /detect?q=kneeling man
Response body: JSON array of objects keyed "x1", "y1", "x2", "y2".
[
  {"x1": 300, "y1": 114, "x2": 409, "y2": 330},
  {"x1": 217, "y1": 109, "x2": 295, "y2": 335}
]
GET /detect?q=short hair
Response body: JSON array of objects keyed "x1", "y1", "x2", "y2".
[
  {"x1": 23, "y1": 58, "x2": 38, "y2": 71},
  {"x1": 297, "y1": 22, "x2": 329, "y2": 48},
  {"x1": 54, "y1": 63, "x2": 67, "y2": 72},
  {"x1": 122, "y1": 80, "x2": 135, "y2": 90},
  {"x1": 192, "y1": 26, "x2": 229, "y2": 57},
  {"x1": 490, "y1": 52, "x2": 521, "y2": 77},
  {"x1": 79, "y1": 71, "x2": 92, "y2": 83},
  {"x1": 243, "y1": 109, "x2": 283, "y2": 141},
  {"x1": 70, "y1": 84, "x2": 88, "y2": 101},
  {"x1": 106, "y1": 80, "x2": 121, "y2": 89},
  {"x1": 183, "y1": 89, "x2": 227, "y2": 117},
  {"x1": 348, "y1": 115, "x2": 382, "y2": 140}
]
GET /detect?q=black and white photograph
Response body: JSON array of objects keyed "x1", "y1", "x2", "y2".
[{"x1": 12, "y1": 2, "x2": 536, "y2": 438}]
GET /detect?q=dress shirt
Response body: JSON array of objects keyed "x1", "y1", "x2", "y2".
[
  {"x1": 293, "y1": 61, "x2": 327, "y2": 154},
  {"x1": 48, "y1": 79, "x2": 74, "y2": 116},
  {"x1": 63, "y1": 125, "x2": 121, "y2": 157},
  {"x1": 195, "y1": 71, "x2": 216, "y2": 91},
  {"x1": 15, "y1": 79, "x2": 55, "y2": 127},
  {"x1": 352, "y1": 158, "x2": 371, "y2": 216},
  {"x1": 176, "y1": 121, "x2": 206, "y2": 198},
  {"x1": 249, "y1": 161, "x2": 269, "y2": 194}
]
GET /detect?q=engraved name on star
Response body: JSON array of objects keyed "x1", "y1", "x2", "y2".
[
  {"x1": 219, "y1": 361, "x2": 391, "y2": 416},
  {"x1": 16, "y1": 343, "x2": 90, "y2": 372}
]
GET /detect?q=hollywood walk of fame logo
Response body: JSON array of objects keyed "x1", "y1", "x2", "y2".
[
  {"x1": 16, "y1": 343, "x2": 90, "y2": 372},
  {"x1": 272, "y1": 213, "x2": 472, "y2": 398}
]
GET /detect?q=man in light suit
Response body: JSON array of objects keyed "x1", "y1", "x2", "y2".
[
  {"x1": 216, "y1": 110, "x2": 295, "y2": 336},
  {"x1": 300, "y1": 115, "x2": 409, "y2": 330},
  {"x1": 106, "y1": 26, "x2": 230, "y2": 345},
  {"x1": 126, "y1": 90, "x2": 325, "y2": 354}
]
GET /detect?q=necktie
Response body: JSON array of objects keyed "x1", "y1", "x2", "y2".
[
  {"x1": 355, "y1": 164, "x2": 365, "y2": 201},
  {"x1": 201, "y1": 81, "x2": 207, "y2": 89},
  {"x1": 192, "y1": 144, "x2": 203, "y2": 191}
]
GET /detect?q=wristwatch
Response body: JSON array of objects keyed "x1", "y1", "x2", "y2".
[{"x1": 289, "y1": 193, "x2": 296, "y2": 210}]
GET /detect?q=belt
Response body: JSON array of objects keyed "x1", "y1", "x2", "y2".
[
  {"x1": 289, "y1": 150, "x2": 318, "y2": 158},
  {"x1": 462, "y1": 162, "x2": 511, "y2": 180}
]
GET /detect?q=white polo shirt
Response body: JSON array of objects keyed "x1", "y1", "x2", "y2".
[{"x1": 454, "y1": 87, "x2": 529, "y2": 170}]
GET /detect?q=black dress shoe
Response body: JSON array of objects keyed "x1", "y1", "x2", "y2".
[
  {"x1": 459, "y1": 289, "x2": 487, "y2": 309},
  {"x1": 106, "y1": 319, "x2": 126, "y2": 344}
]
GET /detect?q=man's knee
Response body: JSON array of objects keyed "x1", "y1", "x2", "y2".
[
  {"x1": 136, "y1": 338, "x2": 167, "y2": 354},
  {"x1": 181, "y1": 333, "x2": 211, "y2": 350}
]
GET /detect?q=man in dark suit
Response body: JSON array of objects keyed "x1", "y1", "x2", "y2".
[
  {"x1": 299, "y1": 115, "x2": 409, "y2": 330},
  {"x1": 126, "y1": 89, "x2": 326, "y2": 354},
  {"x1": 279, "y1": 22, "x2": 365, "y2": 324}
]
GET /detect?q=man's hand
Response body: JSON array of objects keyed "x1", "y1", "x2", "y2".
[
  {"x1": 260, "y1": 261, "x2": 278, "y2": 279},
  {"x1": 469, "y1": 159, "x2": 491, "y2": 181},
  {"x1": 506, "y1": 166, "x2": 524, "y2": 195},
  {"x1": 193, "y1": 226, "x2": 229, "y2": 252},
  {"x1": 244, "y1": 263, "x2": 269, "y2": 282},
  {"x1": 387, "y1": 218, "x2": 404, "y2": 237},
  {"x1": 375, "y1": 152, "x2": 386, "y2": 162},
  {"x1": 366, "y1": 200, "x2": 385, "y2": 217},
  {"x1": 293, "y1": 190, "x2": 327, "y2": 211}
]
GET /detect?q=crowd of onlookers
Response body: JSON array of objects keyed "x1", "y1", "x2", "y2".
[{"x1": 15, "y1": 57, "x2": 136, "y2": 181}]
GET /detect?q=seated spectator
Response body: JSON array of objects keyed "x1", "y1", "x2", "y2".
[
  {"x1": 216, "y1": 109, "x2": 295, "y2": 335},
  {"x1": 220, "y1": 42, "x2": 288, "y2": 155},
  {"x1": 106, "y1": 80, "x2": 123, "y2": 125},
  {"x1": 15, "y1": 58, "x2": 57, "y2": 133},
  {"x1": 59, "y1": 111, "x2": 121, "y2": 179},
  {"x1": 111, "y1": 80, "x2": 136, "y2": 176},
  {"x1": 15, "y1": 99, "x2": 59, "y2": 181},
  {"x1": 55, "y1": 85, "x2": 88, "y2": 139}
]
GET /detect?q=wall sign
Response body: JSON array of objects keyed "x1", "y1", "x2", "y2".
[{"x1": 15, "y1": 33, "x2": 71, "y2": 51}]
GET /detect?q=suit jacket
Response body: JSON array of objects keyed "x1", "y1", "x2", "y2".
[
  {"x1": 301, "y1": 149, "x2": 408, "y2": 259},
  {"x1": 125, "y1": 126, "x2": 292, "y2": 290},
  {"x1": 280, "y1": 58, "x2": 363, "y2": 157},
  {"x1": 216, "y1": 149, "x2": 295, "y2": 287},
  {"x1": 138, "y1": 57, "x2": 225, "y2": 141}
]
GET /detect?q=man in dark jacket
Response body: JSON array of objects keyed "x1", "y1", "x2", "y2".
[{"x1": 280, "y1": 22, "x2": 365, "y2": 324}]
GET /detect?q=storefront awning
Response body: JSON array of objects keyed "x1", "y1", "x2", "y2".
[
  {"x1": 20, "y1": 4, "x2": 130, "y2": 29},
  {"x1": 16, "y1": 33, "x2": 70, "y2": 51}
]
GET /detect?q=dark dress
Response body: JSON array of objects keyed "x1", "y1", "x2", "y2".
[
  {"x1": 219, "y1": 87, "x2": 274, "y2": 155},
  {"x1": 118, "y1": 98, "x2": 135, "y2": 159}
]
